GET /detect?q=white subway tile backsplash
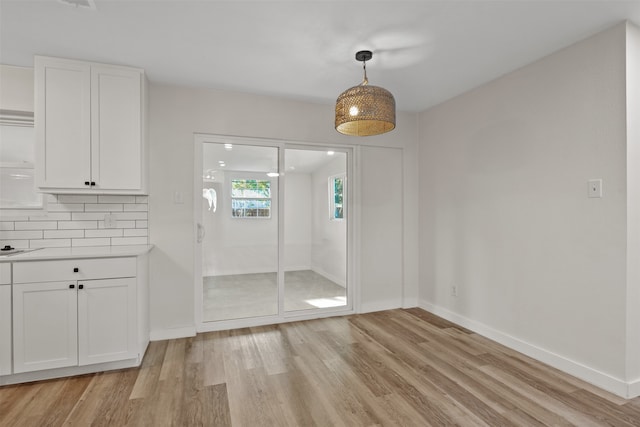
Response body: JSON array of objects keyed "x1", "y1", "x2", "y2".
[
  {"x1": 0, "y1": 222, "x2": 14, "y2": 231},
  {"x1": 98, "y1": 195, "x2": 136, "y2": 203},
  {"x1": 84, "y1": 203, "x2": 123, "y2": 212},
  {"x1": 123, "y1": 204, "x2": 148, "y2": 212},
  {"x1": 123, "y1": 229, "x2": 148, "y2": 237},
  {"x1": 44, "y1": 229, "x2": 84, "y2": 239},
  {"x1": 30, "y1": 212, "x2": 72, "y2": 221},
  {"x1": 0, "y1": 214, "x2": 29, "y2": 221},
  {"x1": 47, "y1": 203, "x2": 85, "y2": 212},
  {"x1": 45, "y1": 194, "x2": 58, "y2": 204},
  {"x1": 15, "y1": 221, "x2": 57, "y2": 230},
  {"x1": 72, "y1": 238, "x2": 110, "y2": 247},
  {"x1": 72, "y1": 212, "x2": 107, "y2": 220},
  {"x1": 57, "y1": 195, "x2": 98, "y2": 204},
  {"x1": 116, "y1": 221, "x2": 137, "y2": 229},
  {"x1": 30, "y1": 239, "x2": 71, "y2": 248},
  {"x1": 116, "y1": 212, "x2": 147, "y2": 220},
  {"x1": 3, "y1": 240, "x2": 29, "y2": 249},
  {"x1": 85, "y1": 229, "x2": 123, "y2": 238},
  {"x1": 111, "y1": 237, "x2": 147, "y2": 246},
  {"x1": 0, "y1": 230, "x2": 43, "y2": 240},
  {"x1": 58, "y1": 221, "x2": 98, "y2": 230},
  {"x1": 98, "y1": 220, "x2": 136, "y2": 229},
  {"x1": 0, "y1": 195, "x2": 149, "y2": 248}
]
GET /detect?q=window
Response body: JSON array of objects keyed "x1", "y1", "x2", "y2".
[
  {"x1": 231, "y1": 179, "x2": 271, "y2": 218},
  {"x1": 329, "y1": 174, "x2": 344, "y2": 220}
]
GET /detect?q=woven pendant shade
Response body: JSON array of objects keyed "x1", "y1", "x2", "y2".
[
  {"x1": 335, "y1": 84, "x2": 395, "y2": 136},
  {"x1": 335, "y1": 50, "x2": 396, "y2": 137}
]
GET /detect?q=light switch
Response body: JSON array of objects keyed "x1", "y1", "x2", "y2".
[
  {"x1": 174, "y1": 191, "x2": 184, "y2": 204},
  {"x1": 588, "y1": 179, "x2": 602, "y2": 198}
]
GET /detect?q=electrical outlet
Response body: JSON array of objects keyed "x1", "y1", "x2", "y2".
[
  {"x1": 451, "y1": 285, "x2": 458, "y2": 297},
  {"x1": 104, "y1": 213, "x2": 117, "y2": 229},
  {"x1": 588, "y1": 179, "x2": 602, "y2": 198}
]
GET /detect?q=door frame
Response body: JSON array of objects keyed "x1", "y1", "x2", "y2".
[{"x1": 193, "y1": 133, "x2": 358, "y2": 333}]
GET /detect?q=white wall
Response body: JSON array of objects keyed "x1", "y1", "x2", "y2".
[
  {"x1": 202, "y1": 170, "x2": 279, "y2": 276},
  {"x1": 419, "y1": 22, "x2": 637, "y2": 396},
  {"x1": 149, "y1": 84, "x2": 419, "y2": 338},
  {"x1": 0, "y1": 65, "x2": 33, "y2": 112},
  {"x1": 311, "y1": 155, "x2": 347, "y2": 286},
  {"x1": 625, "y1": 22, "x2": 640, "y2": 392},
  {"x1": 360, "y1": 146, "x2": 404, "y2": 312},
  {"x1": 284, "y1": 172, "x2": 312, "y2": 271}
]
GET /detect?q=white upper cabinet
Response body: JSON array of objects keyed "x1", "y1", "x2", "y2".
[{"x1": 35, "y1": 56, "x2": 147, "y2": 194}]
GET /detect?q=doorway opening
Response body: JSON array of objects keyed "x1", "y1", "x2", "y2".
[{"x1": 194, "y1": 135, "x2": 354, "y2": 331}]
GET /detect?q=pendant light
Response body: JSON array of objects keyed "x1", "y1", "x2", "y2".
[{"x1": 335, "y1": 50, "x2": 396, "y2": 136}]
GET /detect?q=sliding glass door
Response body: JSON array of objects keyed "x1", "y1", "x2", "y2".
[
  {"x1": 200, "y1": 142, "x2": 279, "y2": 322},
  {"x1": 283, "y1": 148, "x2": 347, "y2": 312},
  {"x1": 196, "y1": 137, "x2": 351, "y2": 327}
]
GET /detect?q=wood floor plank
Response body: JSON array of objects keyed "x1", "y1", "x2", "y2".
[
  {"x1": 129, "y1": 339, "x2": 168, "y2": 400},
  {"x1": 3, "y1": 308, "x2": 640, "y2": 426}
]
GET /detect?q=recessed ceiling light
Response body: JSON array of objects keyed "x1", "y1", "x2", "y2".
[
  {"x1": 58, "y1": 0, "x2": 96, "y2": 9},
  {"x1": 266, "y1": 172, "x2": 280, "y2": 177},
  {"x1": 327, "y1": 151, "x2": 335, "y2": 156},
  {"x1": 224, "y1": 144, "x2": 233, "y2": 151}
]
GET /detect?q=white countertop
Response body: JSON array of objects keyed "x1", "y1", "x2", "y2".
[{"x1": 0, "y1": 245, "x2": 153, "y2": 262}]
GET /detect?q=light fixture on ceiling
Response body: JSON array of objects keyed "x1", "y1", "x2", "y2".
[
  {"x1": 58, "y1": 0, "x2": 96, "y2": 9},
  {"x1": 335, "y1": 50, "x2": 395, "y2": 137}
]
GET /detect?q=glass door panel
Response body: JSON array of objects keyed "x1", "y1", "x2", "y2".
[
  {"x1": 283, "y1": 148, "x2": 347, "y2": 312},
  {"x1": 201, "y1": 142, "x2": 279, "y2": 322}
]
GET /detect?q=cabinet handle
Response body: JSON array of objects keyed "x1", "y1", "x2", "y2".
[
  {"x1": 90, "y1": 182, "x2": 96, "y2": 186},
  {"x1": 69, "y1": 284, "x2": 75, "y2": 289},
  {"x1": 73, "y1": 267, "x2": 79, "y2": 273},
  {"x1": 79, "y1": 284, "x2": 84, "y2": 290},
  {"x1": 84, "y1": 181, "x2": 90, "y2": 186}
]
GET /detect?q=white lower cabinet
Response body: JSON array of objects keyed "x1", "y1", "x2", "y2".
[
  {"x1": 0, "y1": 263, "x2": 12, "y2": 376},
  {"x1": 11, "y1": 257, "x2": 140, "y2": 375},
  {"x1": 78, "y1": 277, "x2": 136, "y2": 366},
  {"x1": 12, "y1": 281, "x2": 78, "y2": 373}
]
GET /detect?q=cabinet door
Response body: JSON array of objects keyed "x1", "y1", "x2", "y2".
[
  {"x1": 35, "y1": 57, "x2": 91, "y2": 189},
  {"x1": 0, "y1": 285, "x2": 12, "y2": 375},
  {"x1": 91, "y1": 66, "x2": 143, "y2": 191},
  {"x1": 13, "y1": 281, "x2": 78, "y2": 373},
  {"x1": 78, "y1": 277, "x2": 137, "y2": 365}
]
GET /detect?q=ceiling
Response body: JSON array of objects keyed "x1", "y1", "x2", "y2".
[{"x1": 1, "y1": 1, "x2": 640, "y2": 113}]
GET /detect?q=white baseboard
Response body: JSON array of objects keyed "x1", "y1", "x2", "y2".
[
  {"x1": 150, "y1": 325, "x2": 197, "y2": 341},
  {"x1": 0, "y1": 358, "x2": 141, "y2": 386},
  {"x1": 402, "y1": 297, "x2": 419, "y2": 309},
  {"x1": 629, "y1": 378, "x2": 640, "y2": 398},
  {"x1": 419, "y1": 300, "x2": 638, "y2": 399},
  {"x1": 360, "y1": 299, "x2": 402, "y2": 314}
]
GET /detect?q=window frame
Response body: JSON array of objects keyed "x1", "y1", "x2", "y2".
[
  {"x1": 329, "y1": 173, "x2": 345, "y2": 221},
  {"x1": 230, "y1": 178, "x2": 273, "y2": 219}
]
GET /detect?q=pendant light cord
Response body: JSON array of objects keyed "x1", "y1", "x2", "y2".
[{"x1": 362, "y1": 60, "x2": 369, "y2": 85}]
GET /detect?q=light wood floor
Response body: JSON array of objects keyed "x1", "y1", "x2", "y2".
[{"x1": 2, "y1": 308, "x2": 640, "y2": 426}]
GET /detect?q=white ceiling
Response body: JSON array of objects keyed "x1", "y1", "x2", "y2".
[{"x1": 1, "y1": 1, "x2": 640, "y2": 113}]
